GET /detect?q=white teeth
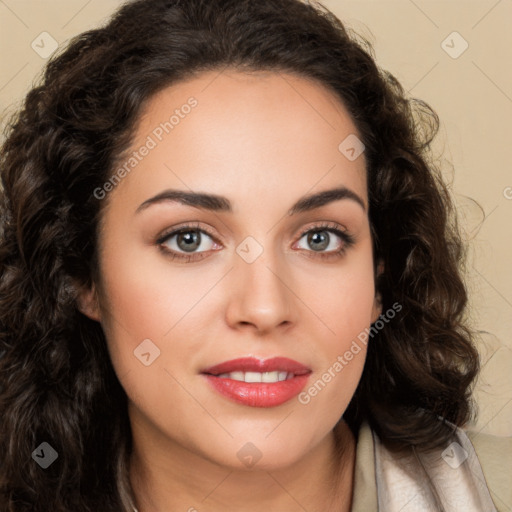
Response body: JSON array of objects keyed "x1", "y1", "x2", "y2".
[
  {"x1": 261, "y1": 371, "x2": 279, "y2": 382},
  {"x1": 230, "y1": 371, "x2": 244, "y2": 381},
  {"x1": 245, "y1": 371, "x2": 262, "y2": 383},
  {"x1": 218, "y1": 371, "x2": 292, "y2": 383}
]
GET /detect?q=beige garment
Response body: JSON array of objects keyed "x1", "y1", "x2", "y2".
[{"x1": 351, "y1": 421, "x2": 512, "y2": 512}]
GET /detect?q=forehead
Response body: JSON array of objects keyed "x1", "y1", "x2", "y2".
[{"x1": 109, "y1": 69, "x2": 367, "y2": 213}]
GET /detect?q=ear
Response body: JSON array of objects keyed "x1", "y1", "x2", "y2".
[
  {"x1": 76, "y1": 283, "x2": 102, "y2": 322},
  {"x1": 371, "y1": 259, "x2": 384, "y2": 323}
]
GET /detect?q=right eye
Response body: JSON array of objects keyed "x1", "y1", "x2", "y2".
[{"x1": 157, "y1": 224, "x2": 221, "y2": 262}]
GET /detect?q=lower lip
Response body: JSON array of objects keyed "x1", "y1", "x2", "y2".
[{"x1": 204, "y1": 374, "x2": 310, "y2": 407}]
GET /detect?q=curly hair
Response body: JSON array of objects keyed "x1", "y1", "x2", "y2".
[{"x1": 0, "y1": 0, "x2": 479, "y2": 510}]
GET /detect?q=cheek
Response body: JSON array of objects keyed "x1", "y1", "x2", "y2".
[
  {"x1": 96, "y1": 236, "x2": 230, "y2": 403},
  {"x1": 98, "y1": 238, "x2": 210, "y2": 342},
  {"x1": 331, "y1": 269, "x2": 376, "y2": 344},
  {"x1": 301, "y1": 242, "x2": 377, "y2": 347},
  {"x1": 297, "y1": 243, "x2": 375, "y2": 399},
  {"x1": 296, "y1": 268, "x2": 373, "y2": 423}
]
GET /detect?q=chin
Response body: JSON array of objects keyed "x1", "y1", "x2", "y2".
[{"x1": 201, "y1": 428, "x2": 325, "y2": 472}]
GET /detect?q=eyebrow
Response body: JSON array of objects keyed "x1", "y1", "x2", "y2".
[{"x1": 135, "y1": 186, "x2": 366, "y2": 215}]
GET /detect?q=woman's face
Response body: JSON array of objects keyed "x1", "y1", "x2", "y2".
[{"x1": 84, "y1": 70, "x2": 381, "y2": 470}]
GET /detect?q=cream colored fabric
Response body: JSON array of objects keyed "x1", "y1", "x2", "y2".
[
  {"x1": 351, "y1": 422, "x2": 512, "y2": 512},
  {"x1": 374, "y1": 429, "x2": 496, "y2": 510},
  {"x1": 466, "y1": 430, "x2": 512, "y2": 512},
  {"x1": 351, "y1": 422, "x2": 379, "y2": 511}
]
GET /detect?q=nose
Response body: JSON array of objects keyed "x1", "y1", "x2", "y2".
[{"x1": 224, "y1": 253, "x2": 297, "y2": 335}]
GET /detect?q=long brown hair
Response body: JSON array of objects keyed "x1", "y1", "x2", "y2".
[{"x1": 0, "y1": 0, "x2": 479, "y2": 510}]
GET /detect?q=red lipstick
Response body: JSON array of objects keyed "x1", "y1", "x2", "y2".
[{"x1": 201, "y1": 357, "x2": 311, "y2": 407}]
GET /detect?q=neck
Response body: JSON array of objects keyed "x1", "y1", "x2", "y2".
[{"x1": 129, "y1": 418, "x2": 355, "y2": 512}]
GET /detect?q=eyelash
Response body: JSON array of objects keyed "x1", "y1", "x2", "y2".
[{"x1": 156, "y1": 221, "x2": 355, "y2": 263}]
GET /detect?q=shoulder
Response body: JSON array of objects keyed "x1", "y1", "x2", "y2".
[{"x1": 466, "y1": 429, "x2": 512, "y2": 512}]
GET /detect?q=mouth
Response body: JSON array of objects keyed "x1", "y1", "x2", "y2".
[{"x1": 201, "y1": 357, "x2": 311, "y2": 408}]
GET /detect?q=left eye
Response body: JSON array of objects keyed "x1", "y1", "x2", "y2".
[{"x1": 296, "y1": 229, "x2": 345, "y2": 252}]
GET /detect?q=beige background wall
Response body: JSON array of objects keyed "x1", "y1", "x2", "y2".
[{"x1": 0, "y1": 0, "x2": 510, "y2": 436}]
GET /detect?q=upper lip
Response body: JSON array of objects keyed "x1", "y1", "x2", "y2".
[{"x1": 202, "y1": 357, "x2": 311, "y2": 376}]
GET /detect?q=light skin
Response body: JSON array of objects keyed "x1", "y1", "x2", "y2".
[{"x1": 79, "y1": 69, "x2": 382, "y2": 512}]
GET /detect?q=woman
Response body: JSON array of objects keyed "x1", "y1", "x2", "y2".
[{"x1": 0, "y1": 0, "x2": 510, "y2": 510}]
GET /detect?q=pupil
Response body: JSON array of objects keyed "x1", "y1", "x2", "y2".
[
  {"x1": 309, "y1": 231, "x2": 328, "y2": 251},
  {"x1": 178, "y1": 231, "x2": 200, "y2": 252}
]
